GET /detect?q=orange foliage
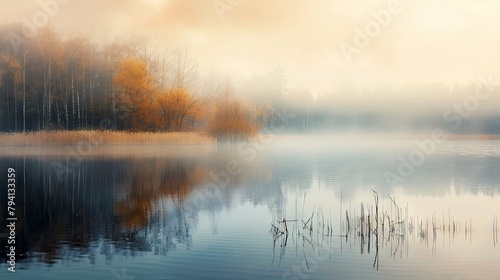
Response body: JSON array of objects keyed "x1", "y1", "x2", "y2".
[
  {"x1": 113, "y1": 57, "x2": 258, "y2": 139},
  {"x1": 0, "y1": 53, "x2": 21, "y2": 84},
  {"x1": 157, "y1": 88, "x2": 199, "y2": 131},
  {"x1": 114, "y1": 161, "x2": 208, "y2": 230},
  {"x1": 113, "y1": 58, "x2": 160, "y2": 131},
  {"x1": 207, "y1": 97, "x2": 257, "y2": 141}
]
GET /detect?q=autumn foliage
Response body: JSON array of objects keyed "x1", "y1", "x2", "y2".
[
  {"x1": 0, "y1": 25, "x2": 260, "y2": 140},
  {"x1": 157, "y1": 88, "x2": 200, "y2": 131},
  {"x1": 113, "y1": 57, "x2": 257, "y2": 140},
  {"x1": 114, "y1": 161, "x2": 208, "y2": 229},
  {"x1": 114, "y1": 58, "x2": 159, "y2": 131},
  {"x1": 206, "y1": 93, "x2": 257, "y2": 141}
]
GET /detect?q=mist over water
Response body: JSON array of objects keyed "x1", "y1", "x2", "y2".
[
  {"x1": 1, "y1": 137, "x2": 499, "y2": 279},
  {"x1": 1, "y1": 1, "x2": 500, "y2": 279}
]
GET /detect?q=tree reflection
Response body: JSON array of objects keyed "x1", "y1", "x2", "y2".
[{"x1": 0, "y1": 157, "x2": 221, "y2": 267}]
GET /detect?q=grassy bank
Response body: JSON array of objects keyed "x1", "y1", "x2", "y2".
[
  {"x1": 0, "y1": 130, "x2": 215, "y2": 146},
  {"x1": 1, "y1": 131, "x2": 500, "y2": 147}
]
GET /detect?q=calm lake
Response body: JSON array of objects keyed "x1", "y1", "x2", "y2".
[{"x1": 1, "y1": 136, "x2": 500, "y2": 280}]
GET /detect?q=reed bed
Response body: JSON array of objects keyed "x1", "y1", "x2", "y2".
[
  {"x1": 0, "y1": 130, "x2": 215, "y2": 146},
  {"x1": 270, "y1": 186, "x2": 486, "y2": 270}
]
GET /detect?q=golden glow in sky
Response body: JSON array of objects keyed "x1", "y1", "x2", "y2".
[
  {"x1": 2, "y1": 0, "x2": 500, "y2": 92},
  {"x1": 139, "y1": 0, "x2": 169, "y2": 9}
]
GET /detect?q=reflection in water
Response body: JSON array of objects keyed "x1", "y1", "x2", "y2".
[
  {"x1": 0, "y1": 140, "x2": 499, "y2": 279},
  {"x1": 0, "y1": 157, "x2": 219, "y2": 268},
  {"x1": 271, "y1": 187, "x2": 498, "y2": 274}
]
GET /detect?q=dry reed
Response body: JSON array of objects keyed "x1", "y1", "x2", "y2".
[{"x1": 0, "y1": 130, "x2": 214, "y2": 146}]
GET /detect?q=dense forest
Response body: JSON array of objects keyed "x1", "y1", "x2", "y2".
[
  {"x1": 1, "y1": 24, "x2": 500, "y2": 136},
  {"x1": 0, "y1": 24, "x2": 259, "y2": 140}
]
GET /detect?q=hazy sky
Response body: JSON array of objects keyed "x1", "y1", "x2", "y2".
[{"x1": 2, "y1": 0, "x2": 500, "y2": 93}]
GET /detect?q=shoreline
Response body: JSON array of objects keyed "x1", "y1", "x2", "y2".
[
  {"x1": 1, "y1": 131, "x2": 500, "y2": 158},
  {"x1": 1, "y1": 131, "x2": 500, "y2": 147},
  {"x1": 0, "y1": 131, "x2": 215, "y2": 146}
]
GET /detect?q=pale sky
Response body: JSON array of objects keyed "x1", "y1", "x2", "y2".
[{"x1": 2, "y1": 0, "x2": 500, "y2": 93}]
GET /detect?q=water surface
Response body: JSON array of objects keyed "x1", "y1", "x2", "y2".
[{"x1": 1, "y1": 137, "x2": 499, "y2": 279}]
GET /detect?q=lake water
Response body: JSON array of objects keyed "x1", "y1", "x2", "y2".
[{"x1": 1, "y1": 136, "x2": 500, "y2": 279}]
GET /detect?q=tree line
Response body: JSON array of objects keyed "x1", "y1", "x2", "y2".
[
  {"x1": 1, "y1": 24, "x2": 499, "y2": 137},
  {"x1": 0, "y1": 24, "x2": 259, "y2": 140},
  {"x1": 0, "y1": 25, "x2": 132, "y2": 132}
]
